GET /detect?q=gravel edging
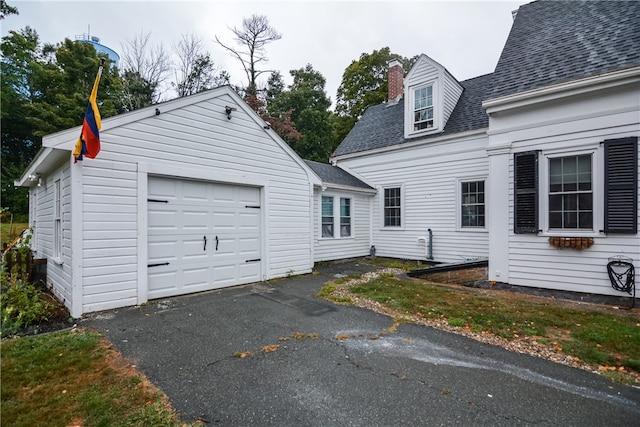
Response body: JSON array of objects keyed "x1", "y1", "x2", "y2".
[{"x1": 326, "y1": 268, "x2": 640, "y2": 386}]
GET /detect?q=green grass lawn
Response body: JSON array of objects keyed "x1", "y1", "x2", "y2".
[
  {"x1": 1, "y1": 221, "x2": 28, "y2": 247},
  {"x1": 320, "y1": 272, "x2": 640, "y2": 385},
  {"x1": 1, "y1": 330, "x2": 200, "y2": 426}
]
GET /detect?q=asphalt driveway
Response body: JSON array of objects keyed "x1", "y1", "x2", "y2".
[{"x1": 83, "y1": 261, "x2": 640, "y2": 426}]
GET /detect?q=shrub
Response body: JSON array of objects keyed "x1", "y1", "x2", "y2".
[{"x1": 1, "y1": 278, "x2": 57, "y2": 337}]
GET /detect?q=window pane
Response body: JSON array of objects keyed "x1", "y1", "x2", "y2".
[
  {"x1": 579, "y1": 211, "x2": 593, "y2": 229},
  {"x1": 549, "y1": 212, "x2": 562, "y2": 228},
  {"x1": 564, "y1": 211, "x2": 577, "y2": 228},
  {"x1": 322, "y1": 196, "x2": 334, "y2": 237},
  {"x1": 548, "y1": 154, "x2": 592, "y2": 230}
]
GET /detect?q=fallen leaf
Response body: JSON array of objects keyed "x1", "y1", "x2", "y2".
[
  {"x1": 233, "y1": 351, "x2": 252, "y2": 358},
  {"x1": 261, "y1": 344, "x2": 280, "y2": 353}
]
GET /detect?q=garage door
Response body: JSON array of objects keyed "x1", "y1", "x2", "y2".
[{"x1": 147, "y1": 176, "x2": 261, "y2": 299}]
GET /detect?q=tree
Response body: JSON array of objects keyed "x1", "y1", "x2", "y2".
[
  {"x1": 0, "y1": 0, "x2": 18, "y2": 20},
  {"x1": 334, "y1": 47, "x2": 414, "y2": 142},
  {"x1": 173, "y1": 33, "x2": 227, "y2": 97},
  {"x1": 215, "y1": 14, "x2": 281, "y2": 98},
  {"x1": 267, "y1": 64, "x2": 334, "y2": 162},
  {"x1": 120, "y1": 31, "x2": 172, "y2": 103},
  {"x1": 1, "y1": 27, "x2": 124, "y2": 217}
]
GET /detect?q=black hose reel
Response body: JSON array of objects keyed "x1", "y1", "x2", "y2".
[{"x1": 607, "y1": 255, "x2": 636, "y2": 309}]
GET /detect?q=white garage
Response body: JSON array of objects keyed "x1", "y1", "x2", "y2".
[
  {"x1": 147, "y1": 176, "x2": 262, "y2": 299},
  {"x1": 18, "y1": 86, "x2": 321, "y2": 317}
]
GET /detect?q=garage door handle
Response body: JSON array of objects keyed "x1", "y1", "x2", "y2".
[
  {"x1": 148, "y1": 262, "x2": 170, "y2": 268},
  {"x1": 203, "y1": 235, "x2": 207, "y2": 251},
  {"x1": 215, "y1": 235, "x2": 219, "y2": 251}
]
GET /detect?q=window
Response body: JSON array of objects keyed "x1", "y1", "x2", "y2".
[
  {"x1": 321, "y1": 196, "x2": 334, "y2": 238},
  {"x1": 513, "y1": 137, "x2": 637, "y2": 235},
  {"x1": 321, "y1": 195, "x2": 353, "y2": 238},
  {"x1": 548, "y1": 155, "x2": 593, "y2": 230},
  {"x1": 54, "y1": 179, "x2": 62, "y2": 258},
  {"x1": 384, "y1": 187, "x2": 402, "y2": 227},
  {"x1": 413, "y1": 86, "x2": 433, "y2": 131},
  {"x1": 461, "y1": 181, "x2": 485, "y2": 228},
  {"x1": 340, "y1": 198, "x2": 351, "y2": 237}
]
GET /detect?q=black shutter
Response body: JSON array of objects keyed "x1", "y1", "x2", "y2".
[
  {"x1": 604, "y1": 137, "x2": 638, "y2": 234},
  {"x1": 514, "y1": 151, "x2": 539, "y2": 234}
]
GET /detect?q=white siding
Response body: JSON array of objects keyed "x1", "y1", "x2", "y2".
[
  {"x1": 340, "y1": 133, "x2": 489, "y2": 263},
  {"x1": 489, "y1": 77, "x2": 640, "y2": 297},
  {"x1": 312, "y1": 189, "x2": 372, "y2": 261},
  {"x1": 31, "y1": 163, "x2": 73, "y2": 310},
  {"x1": 72, "y1": 90, "x2": 313, "y2": 313}
]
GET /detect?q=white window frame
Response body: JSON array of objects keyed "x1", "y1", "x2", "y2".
[
  {"x1": 406, "y1": 81, "x2": 439, "y2": 138},
  {"x1": 340, "y1": 197, "x2": 352, "y2": 237},
  {"x1": 540, "y1": 148, "x2": 601, "y2": 236},
  {"x1": 381, "y1": 185, "x2": 404, "y2": 230},
  {"x1": 320, "y1": 194, "x2": 354, "y2": 239},
  {"x1": 457, "y1": 177, "x2": 487, "y2": 231},
  {"x1": 53, "y1": 177, "x2": 62, "y2": 261}
]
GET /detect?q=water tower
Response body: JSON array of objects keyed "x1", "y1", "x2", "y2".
[{"x1": 75, "y1": 33, "x2": 120, "y2": 67}]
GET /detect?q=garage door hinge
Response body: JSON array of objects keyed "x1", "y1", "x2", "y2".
[
  {"x1": 245, "y1": 258, "x2": 261, "y2": 263},
  {"x1": 148, "y1": 262, "x2": 170, "y2": 267},
  {"x1": 245, "y1": 205, "x2": 260, "y2": 209},
  {"x1": 148, "y1": 198, "x2": 169, "y2": 203}
]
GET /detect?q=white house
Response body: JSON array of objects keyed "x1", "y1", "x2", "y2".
[
  {"x1": 17, "y1": 1, "x2": 639, "y2": 315},
  {"x1": 16, "y1": 87, "x2": 322, "y2": 317},
  {"x1": 331, "y1": 0, "x2": 639, "y2": 298}
]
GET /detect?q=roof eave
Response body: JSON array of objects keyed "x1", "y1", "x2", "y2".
[
  {"x1": 14, "y1": 147, "x2": 70, "y2": 187},
  {"x1": 317, "y1": 183, "x2": 376, "y2": 194},
  {"x1": 332, "y1": 128, "x2": 488, "y2": 161},
  {"x1": 483, "y1": 66, "x2": 640, "y2": 114}
]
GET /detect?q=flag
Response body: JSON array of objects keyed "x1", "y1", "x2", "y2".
[{"x1": 74, "y1": 60, "x2": 105, "y2": 162}]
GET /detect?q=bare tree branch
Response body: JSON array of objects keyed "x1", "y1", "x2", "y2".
[
  {"x1": 215, "y1": 14, "x2": 281, "y2": 98},
  {"x1": 120, "y1": 31, "x2": 172, "y2": 103}
]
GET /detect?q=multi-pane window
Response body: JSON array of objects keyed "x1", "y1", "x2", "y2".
[
  {"x1": 384, "y1": 187, "x2": 401, "y2": 227},
  {"x1": 549, "y1": 154, "x2": 592, "y2": 229},
  {"x1": 461, "y1": 181, "x2": 485, "y2": 227},
  {"x1": 321, "y1": 196, "x2": 334, "y2": 238},
  {"x1": 340, "y1": 198, "x2": 351, "y2": 237},
  {"x1": 54, "y1": 179, "x2": 62, "y2": 258},
  {"x1": 413, "y1": 86, "x2": 433, "y2": 131}
]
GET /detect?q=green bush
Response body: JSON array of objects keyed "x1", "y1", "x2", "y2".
[{"x1": 1, "y1": 279, "x2": 57, "y2": 337}]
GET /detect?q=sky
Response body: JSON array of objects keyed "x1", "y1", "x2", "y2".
[{"x1": 2, "y1": 0, "x2": 525, "y2": 109}]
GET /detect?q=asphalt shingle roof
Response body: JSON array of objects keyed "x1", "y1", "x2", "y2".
[
  {"x1": 304, "y1": 160, "x2": 373, "y2": 189},
  {"x1": 488, "y1": 0, "x2": 640, "y2": 100},
  {"x1": 333, "y1": 0, "x2": 640, "y2": 157},
  {"x1": 333, "y1": 73, "x2": 493, "y2": 157}
]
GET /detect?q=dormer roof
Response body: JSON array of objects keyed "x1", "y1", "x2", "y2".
[{"x1": 333, "y1": 73, "x2": 491, "y2": 157}]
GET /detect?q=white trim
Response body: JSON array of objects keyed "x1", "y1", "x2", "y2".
[
  {"x1": 70, "y1": 160, "x2": 83, "y2": 318},
  {"x1": 483, "y1": 66, "x2": 640, "y2": 113},
  {"x1": 136, "y1": 165, "x2": 148, "y2": 305},
  {"x1": 539, "y1": 147, "x2": 601, "y2": 237},
  {"x1": 332, "y1": 128, "x2": 487, "y2": 161},
  {"x1": 380, "y1": 184, "x2": 405, "y2": 231},
  {"x1": 319, "y1": 183, "x2": 376, "y2": 195},
  {"x1": 138, "y1": 162, "x2": 264, "y2": 187},
  {"x1": 406, "y1": 82, "x2": 438, "y2": 138},
  {"x1": 456, "y1": 176, "x2": 488, "y2": 232}
]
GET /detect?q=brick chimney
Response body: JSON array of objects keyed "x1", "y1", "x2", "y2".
[{"x1": 388, "y1": 59, "x2": 404, "y2": 102}]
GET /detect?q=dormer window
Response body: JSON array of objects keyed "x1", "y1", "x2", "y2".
[{"x1": 414, "y1": 85, "x2": 434, "y2": 131}]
